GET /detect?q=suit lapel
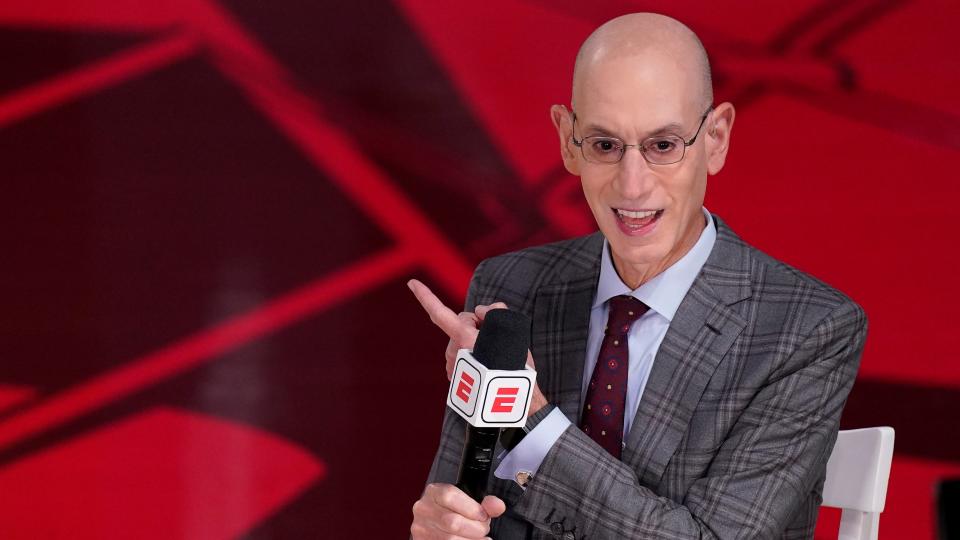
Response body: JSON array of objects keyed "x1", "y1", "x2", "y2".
[
  {"x1": 622, "y1": 216, "x2": 753, "y2": 486},
  {"x1": 529, "y1": 233, "x2": 603, "y2": 423},
  {"x1": 526, "y1": 218, "x2": 754, "y2": 486}
]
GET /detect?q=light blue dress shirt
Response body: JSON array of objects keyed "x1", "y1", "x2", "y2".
[{"x1": 494, "y1": 208, "x2": 717, "y2": 487}]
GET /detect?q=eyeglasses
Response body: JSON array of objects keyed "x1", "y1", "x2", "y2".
[{"x1": 570, "y1": 106, "x2": 713, "y2": 165}]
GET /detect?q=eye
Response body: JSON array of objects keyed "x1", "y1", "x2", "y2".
[
  {"x1": 647, "y1": 138, "x2": 678, "y2": 153},
  {"x1": 590, "y1": 138, "x2": 622, "y2": 154}
]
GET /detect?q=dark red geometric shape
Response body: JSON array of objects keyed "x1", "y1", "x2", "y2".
[
  {"x1": 0, "y1": 407, "x2": 325, "y2": 538},
  {"x1": 0, "y1": 385, "x2": 35, "y2": 415}
]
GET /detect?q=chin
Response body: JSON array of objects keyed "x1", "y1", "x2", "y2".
[{"x1": 606, "y1": 234, "x2": 668, "y2": 266}]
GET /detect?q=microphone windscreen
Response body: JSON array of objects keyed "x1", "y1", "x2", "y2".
[{"x1": 472, "y1": 309, "x2": 531, "y2": 371}]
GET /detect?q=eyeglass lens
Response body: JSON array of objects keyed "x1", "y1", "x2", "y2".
[{"x1": 581, "y1": 136, "x2": 686, "y2": 165}]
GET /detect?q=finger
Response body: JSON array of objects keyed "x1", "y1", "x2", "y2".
[
  {"x1": 445, "y1": 341, "x2": 458, "y2": 381},
  {"x1": 455, "y1": 313, "x2": 480, "y2": 351},
  {"x1": 446, "y1": 339, "x2": 459, "y2": 360},
  {"x1": 480, "y1": 495, "x2": 507, "y2": 519},
  {"x1": 426, "y1": 483, "x2": 488, "y2": 521},
  {"x1": 412, "y1": 496, "x2": 489, "y2": 539},
  {"x1": 447, "y1": 315, "x2": 481, "y2": 380},
  {"x1": 433, "y1": 510, "x2": 490, "y2": 538},
  {"x1": 408, "y1": 279, "x2": 466, "y2": 340},
  {"x1": 474, "y1": 302, "x2": 508, "y2": 321},
  {"x1": 413, "y1": 522, "x2": 488, "y2": 540},
  {"x1": 457, "y1": 311, "x2": 481, "y2": 329}
]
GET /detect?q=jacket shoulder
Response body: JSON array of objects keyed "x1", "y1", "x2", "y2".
[
  {"x1": 736, "y1": 237, "x2": 867, "y2": 346},
  {"x1": 465, "y1": 233, "x2": 602, "y2": 313},
  {"x1": 752, "y1": 243, "x2": 861, "y2": 309}
]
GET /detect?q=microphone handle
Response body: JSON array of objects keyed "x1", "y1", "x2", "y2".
[{"x1": 456, "y1": 425, "x2": 501, "y2": 502}]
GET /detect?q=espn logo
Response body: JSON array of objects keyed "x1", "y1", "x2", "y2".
[
  {"x1": 449, "y1": 359, "x2": 481, "y2": 418},
  {"x1": 446, "y1": 350, "x2": 536, "y2": 428},
  {"x1": 455, "y1": 371, "x2": 475, "y2": 404},
  {"x1": 480, "y1": 377, "x2": 530, "y2": 424},
  {"x1": 490, "y1": 387, "x2": 519, "y2": 413}
]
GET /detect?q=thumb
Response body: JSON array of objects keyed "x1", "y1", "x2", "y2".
[
  {"x1": 475, "y1": 302, "x2": 508, "y2": 321},
  {"x1": 480, "y1": 495, "x2": 506, "y2": 519}
]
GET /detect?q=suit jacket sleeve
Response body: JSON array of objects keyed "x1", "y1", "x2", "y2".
[{"x1": 512, "y1": 300, "x2": 867, "y2": 539}]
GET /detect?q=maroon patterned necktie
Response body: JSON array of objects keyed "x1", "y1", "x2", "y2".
[{"x1": 580, "y1": 295, "x2": 648, "y2": 459}]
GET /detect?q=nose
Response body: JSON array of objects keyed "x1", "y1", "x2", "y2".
[{"x1": 614, "y1": 147, "x2": 656, "y2": 200}]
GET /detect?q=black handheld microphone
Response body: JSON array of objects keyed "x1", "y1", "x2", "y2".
[{"x1": 454, "y1": 309, "x2": 531, "y2": 502}]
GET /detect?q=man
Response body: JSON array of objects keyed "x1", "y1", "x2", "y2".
[{"x1": 409, "y1": 12, "x2": 866, "y2": 540}]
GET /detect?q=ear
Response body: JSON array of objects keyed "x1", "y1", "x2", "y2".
[
  {"x1": 550, "y1": 104, "x2": 581, "y2": 176},
  {"x1": 705, "y1": 102, "x2": 735, "y2": 175}
]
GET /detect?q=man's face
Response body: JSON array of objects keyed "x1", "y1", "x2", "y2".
[{"x1": 567, "y1": 52, "x2": 712, "y2": 275}]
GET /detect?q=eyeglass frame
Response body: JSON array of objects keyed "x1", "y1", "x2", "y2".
[{"x1": 570, "y1": 106, "x2": 714, "y2": 165}]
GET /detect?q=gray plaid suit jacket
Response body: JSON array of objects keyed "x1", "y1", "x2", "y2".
[{"x1": 425, "y1": 215, "x2": 867, "y2": 539}]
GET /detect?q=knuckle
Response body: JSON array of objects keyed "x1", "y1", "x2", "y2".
[
  {"x1": 438, "y1": 488, "x2": 456, "y2": 507},
  {"x1": 409, "y1": 522, "x2": 426, "y2": 539},
  {"x1": 442, "y1": 512, "x2": 464, "y2": 531}
]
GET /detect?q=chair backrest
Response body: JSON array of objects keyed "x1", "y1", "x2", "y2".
[{"x1": 821, "y1": 427, "x2": 895, "y2": 540}]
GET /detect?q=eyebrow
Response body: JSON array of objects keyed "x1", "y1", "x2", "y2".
[{"x1": 581, "y1": 121, "x2": 686, "y2": 139}]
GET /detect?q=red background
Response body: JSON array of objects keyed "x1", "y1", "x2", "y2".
[{"x1": 1, "y1": 1, "x2": 958, "y2": 538}]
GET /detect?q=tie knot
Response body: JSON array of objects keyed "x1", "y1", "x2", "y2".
[{"x1": 606, "y1": 295, "x2": 647, "y2": 335}]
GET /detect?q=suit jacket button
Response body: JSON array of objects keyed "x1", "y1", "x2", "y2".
[{"x1": 550, "y1": 522, "x2": 564, "y2": 535}]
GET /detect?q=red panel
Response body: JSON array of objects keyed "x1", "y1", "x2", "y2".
[
  {"x1": 816, "y1": 456, "x2": 960, "y2": 539},
  {"x1": 0, "y1": 246, "x2": 416, "y2": 451},
  {"x1": 0, "y1": 0, "x2": 957, "y2": 536},
  {"x1": 0, "y1": 407, "x2": 324, "y2": 538},
  {"x1": 0, "y1": 34, "x2": 196, "y2": 128},
  {"x1": 0, "y1": 385, "x2": 35, "y2": 414},
  {"x1": 0, "y1": 0, "x2": 182, "y2": 31},
  {"x1": 710, "y1": 93, "x2": 960, "y2": 386},
  {"x1": 395, "y1": 0, "x2": 592, "y2": 184},
  {"x1": 836, "y1": 0, "x2": 960, "y2": 117}
]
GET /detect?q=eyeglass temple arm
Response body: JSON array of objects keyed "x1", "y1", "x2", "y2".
[{"x1": 684, "y1": 106, "x2": 714, "y2": 146}]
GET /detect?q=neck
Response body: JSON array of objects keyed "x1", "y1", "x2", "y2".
[{"x1": 611, "y1": 212, "x2": 706, "y2": 289}]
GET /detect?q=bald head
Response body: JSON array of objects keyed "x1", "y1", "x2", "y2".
[{"x1": 572, "y1": 13, "x2": 712, "y2": 111}]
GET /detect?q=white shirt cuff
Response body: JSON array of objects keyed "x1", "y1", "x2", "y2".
[{"x1": 493, "y1": 408, "x2": 570, "y2": 488}]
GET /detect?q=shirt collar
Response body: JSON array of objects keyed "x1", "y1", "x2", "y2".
[{"x1": 594, "y1": 207, "x2": 717, "y2": 321}]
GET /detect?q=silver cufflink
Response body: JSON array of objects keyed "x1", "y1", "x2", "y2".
[{"x1": 515, "y1": 470, "x2": 532, "y2": 488}]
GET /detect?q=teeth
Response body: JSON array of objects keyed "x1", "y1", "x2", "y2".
[{"x1": 616, "y1": 209, "x2": 658, "y2": 219}]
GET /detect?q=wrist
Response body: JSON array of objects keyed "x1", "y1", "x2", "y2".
[{"x1": 528, "y1": 387, "x2": 548, "y2": 415}]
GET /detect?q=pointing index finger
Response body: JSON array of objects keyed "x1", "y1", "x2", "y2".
[{"x1": 407, "y1": 279, "x2": 466, "y2": 341}]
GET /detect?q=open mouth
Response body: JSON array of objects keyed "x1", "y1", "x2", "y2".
[{"x1": 612, "y1": 207, "x2": 663, "y2": 232}]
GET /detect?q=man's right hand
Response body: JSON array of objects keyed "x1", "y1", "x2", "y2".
[
  {"x1": 407, "y1": 279, "x2": 507, "y2": 381},
  {"x1": 410, "y1": 483, "x2": 506, "y2": 539}
]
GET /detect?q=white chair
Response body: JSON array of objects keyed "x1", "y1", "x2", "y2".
[{"x1": 821, "y1": 427, "x2": 896, "y2": 540}]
